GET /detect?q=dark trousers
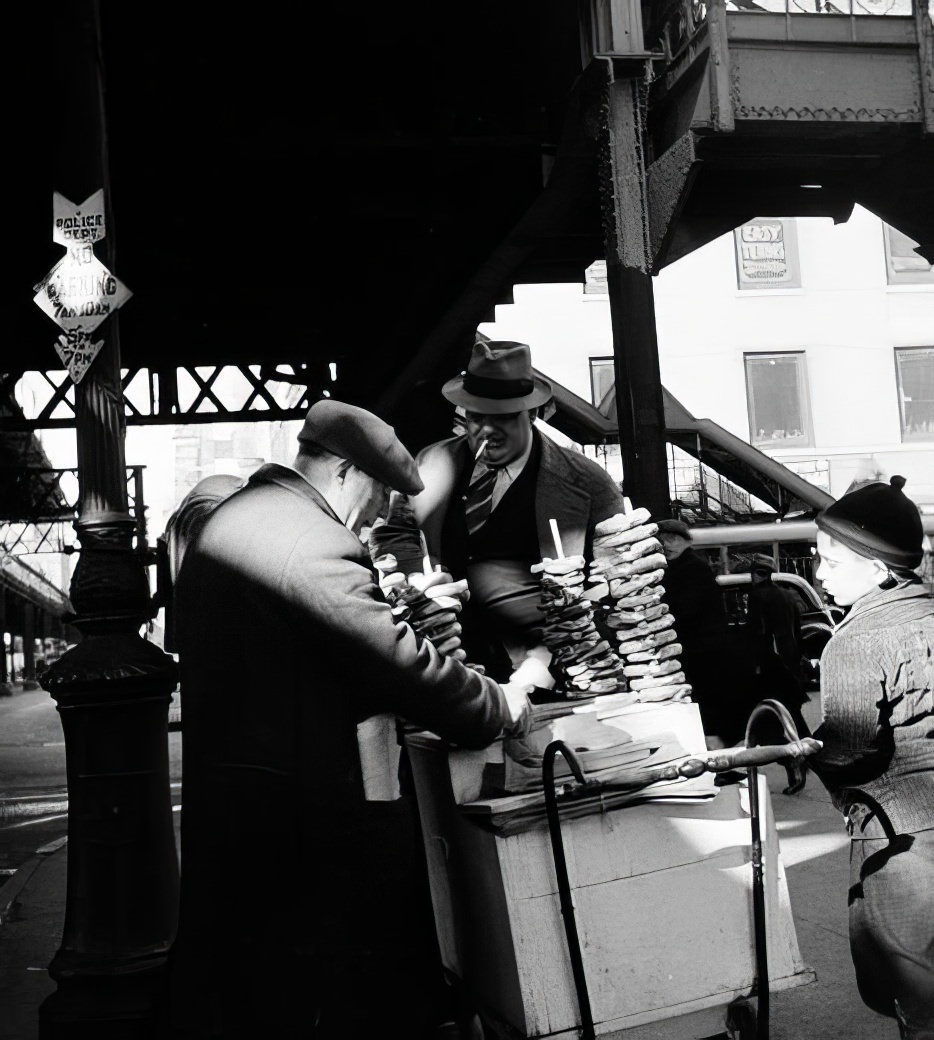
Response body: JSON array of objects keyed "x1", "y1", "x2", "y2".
[{"x1": 848, "y1": 810, "x2": 934, "y2": 1038}]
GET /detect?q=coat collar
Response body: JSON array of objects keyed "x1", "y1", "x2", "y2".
[
  {"x1": 248, "y1": 462, "x2": 342, "y2": 523},
  {"x1": 834, "y1": 577, "x2": 931, "y2": 633}
]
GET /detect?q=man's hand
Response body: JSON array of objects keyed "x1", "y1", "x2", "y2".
[
  {"x1": 508, "y1": 646, "x2": 554, "y2": 693},
  {"x1": 408, "y1": 568, "x2": 470, "y2": 612}
]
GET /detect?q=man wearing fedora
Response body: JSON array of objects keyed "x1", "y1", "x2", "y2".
[{"x1": 414, "y1": 339, "x2": 626, "y2": 683}]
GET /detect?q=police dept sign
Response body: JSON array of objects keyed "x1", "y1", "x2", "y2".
[{"x1": 33, "y1": 191, "x2": 132, "y2": 383}]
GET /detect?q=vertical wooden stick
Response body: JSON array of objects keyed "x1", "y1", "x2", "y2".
[
  {"x1": 419, "y1": 530, "x2": 433, "y2": 577},
  {"x1": 549, "y1": 518, "x2": 564, "y2": 559}
]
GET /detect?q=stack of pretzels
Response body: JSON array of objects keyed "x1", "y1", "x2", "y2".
[
  {"x1": 369, "y1": 492, "x2": 463, "y2": 659},
  {"x1": 533, "y1": 555, "x2": 627, "y2": 698},
  {"x1": 590, "y1": 509, "x2": 693, "y2": 704}
]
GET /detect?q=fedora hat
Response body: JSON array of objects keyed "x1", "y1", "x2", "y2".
[{"x1": 442, "y1": 340, "x2": 553, "y2": 414}]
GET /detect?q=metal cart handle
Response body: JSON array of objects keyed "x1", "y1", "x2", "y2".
[
  {"x1": 741, "y1": 698, "x2": 804, "y2": 1040},
  {"x1": 542, "y1": 740, "x2": 596, "y2": 1040}
]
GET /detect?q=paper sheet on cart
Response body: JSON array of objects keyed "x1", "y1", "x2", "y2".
[{"x1": 503, "y1": 714, "x2": 674, "y2": 793}]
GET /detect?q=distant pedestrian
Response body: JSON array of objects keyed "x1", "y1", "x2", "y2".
[
  {"x1": 158, "y1": 473, "x2": 246, "y2": 652},
  {"x1": 812, "y1": 476, "x2": 934, "y2": 1037},
  {"x1": 745, "y1": 554, "x2": 809, "y2": 741},
  {"x1": 656, "y1": 519, "x2": 745, "y2": 748}
]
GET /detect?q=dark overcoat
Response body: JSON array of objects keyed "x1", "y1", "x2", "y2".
[{"x1": 168, "y1": 462, "x2": 506, "y2": 1036}]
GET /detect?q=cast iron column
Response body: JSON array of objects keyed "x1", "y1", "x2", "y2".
[
  {"x1": 38, "y1": 2, "x2": 179, "y2": 1035},
  {"x1": 598, "y1": 66, "x2": 671, "y2": 519}
]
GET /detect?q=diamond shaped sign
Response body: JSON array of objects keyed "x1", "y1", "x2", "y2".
[
  {"x1": 53, "y1": 329, "x2": 105, "y2": 385},
  {"x1": 34, "y1": 191, "x2": 132, "y2": 384},
  {"x1": 34, "y1": 252, "x2": 132, "y2": 335}
]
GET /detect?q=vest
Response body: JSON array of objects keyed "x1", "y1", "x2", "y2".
[{"x1": 440, "y1": 435, "x2": 544, "y2": 677}]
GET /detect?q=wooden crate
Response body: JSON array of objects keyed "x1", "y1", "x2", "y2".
[{"x1": 406, "y1": 702, "x2": 813, "y2": 1039}]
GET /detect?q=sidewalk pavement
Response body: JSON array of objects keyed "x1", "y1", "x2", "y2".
[{"x1": 0, "y1": 702, "x2": 904, "y2": 1040}]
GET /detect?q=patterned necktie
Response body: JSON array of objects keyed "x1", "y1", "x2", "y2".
[{"x1": 465, "y1": 465, "x2": 498, "y2": 536}]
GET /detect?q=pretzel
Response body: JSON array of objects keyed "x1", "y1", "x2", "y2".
[
  {"x1": 605, "y1": 601, "x2": 669, "y2": 627},
  {"x1": 629, "y1": 670, "x2": 686, "y2": 692},
  {"x1": 593, "y1": 508, "x2": 652, "y2": 536},
  {"x1": 634, "y1": 683, "x2": 692, "y2": 703},
  {"x1": 626, "y1": 641, "x2": 682, "y2": 663},
  {"x1": 608, "y1": 569, "x2": 666, "y2": 599},
  {"x1": 623, "y1": 657, "x2": 682, "y2": 679},
  {"x1": 595, "y1": 552, "x2": 668, "y2": 582},
  {"x1": 616, "y1": 627, "x2": 678, "y2": 654}
]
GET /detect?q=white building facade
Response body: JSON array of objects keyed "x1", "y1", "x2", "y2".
[{"x1": 478, "y1": 204, "x2": 934, "y2": 510}]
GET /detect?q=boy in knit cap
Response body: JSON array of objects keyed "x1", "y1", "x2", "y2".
[{"x1": 811, "y1": 476, "x2": 933, "y2": 1037}]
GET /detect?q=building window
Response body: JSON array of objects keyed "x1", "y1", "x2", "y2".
[
  {"x1": 589, "y1": 357, "x2": 615, "y2": 411},
  {"x1": 734, "y1": 217, "x2": 801, "y2": 290},
  {"x1": 896, "y1": 347, "x2": 934, "y2": 441},
  {"x1": 745, "y1": 353, "x2": 812, "y2": 449},
  {"x1": 883, "y1": 224, "x2": 934, "y2": 286}
]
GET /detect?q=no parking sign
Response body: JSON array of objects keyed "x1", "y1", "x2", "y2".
[{"x1": 33, "y1": 191, "x2": 132, "y2": 383}]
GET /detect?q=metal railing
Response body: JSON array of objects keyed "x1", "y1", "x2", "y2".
[{"x1": 721, "y1": 0, "x2": 915, "y2": 14}]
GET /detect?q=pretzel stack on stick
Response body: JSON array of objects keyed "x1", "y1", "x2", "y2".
[
  {"x1": 533, "y1": 518, "x2": 628, "y2": 698},
  {"x1": 369, "y1": 492, "x2": 463, "y2": 659},
  {"x1": 589, "y1": 509, "x2": 693, "y2": 705}
]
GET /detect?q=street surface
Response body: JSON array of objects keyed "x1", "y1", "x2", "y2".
[
  {"x1": 0, "y1": 686, "x2": 903, "y2": 1039},
  {"x1": 0, "y1": 686, "x2": 182, "y2": 875}
]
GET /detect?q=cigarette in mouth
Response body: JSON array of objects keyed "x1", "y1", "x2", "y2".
[{"x1": 474, "y1": 439, "x2": 489, "y2": 462}]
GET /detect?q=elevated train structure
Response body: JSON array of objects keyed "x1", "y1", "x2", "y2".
[{"x1": 2, "y1": 0, "x2": 932, "y2": 1029}]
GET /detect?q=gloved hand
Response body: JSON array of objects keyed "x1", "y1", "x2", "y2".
[
  {"x1": 366, "y1": 494, "x2": 424, "y2": 576},
  {"x1": 373, "y1": 559, "x2": 467, "y2": 661}
]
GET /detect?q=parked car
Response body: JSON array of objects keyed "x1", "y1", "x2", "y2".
[{"x1": 716, "y1": 571, "x2": 839, "y2": 690}]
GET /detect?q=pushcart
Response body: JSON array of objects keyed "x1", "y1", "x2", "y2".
[
  {"x1": 542, "y1": 699, "x2": 816, "y2": 1040},
  {"x1": 405, "y1": 698, "x2": 817, "y2": 1040}
]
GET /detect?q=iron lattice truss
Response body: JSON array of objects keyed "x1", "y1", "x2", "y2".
[
  {"x1": 1, "y1": 363, "x2": 318, "y2": 431},
  {"x1": 0, "y1": 466, "x2": 149, "y2": 555}
]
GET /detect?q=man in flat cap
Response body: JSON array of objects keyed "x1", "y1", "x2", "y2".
[
  {"x1": 169, "y1": 399, "x2": 526, "y2": 1038},
  {"x1": 414, "y1": 338, "x2": 626, "y2": 686}
]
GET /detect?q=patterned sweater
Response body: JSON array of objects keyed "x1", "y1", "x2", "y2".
[{"x1": 812, "y1": 579, "x2": 934, "y2": 834}]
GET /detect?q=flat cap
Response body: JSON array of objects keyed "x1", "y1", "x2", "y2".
[
  {"x1": 298, "y1": 399, "x2": 424, "y2": 495},
  {"x1": 749, "y1": 553, "x2": 777, "y2": 574},
  {"x1": 656, "y1": 519, "x2": 691, "y2": 539}
]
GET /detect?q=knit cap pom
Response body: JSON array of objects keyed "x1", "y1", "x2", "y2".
[{"x1": 816, "y1": 474, "x2": 922, "y2": 570}]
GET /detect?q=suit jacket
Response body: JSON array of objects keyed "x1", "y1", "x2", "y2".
[
  {"x1": 413, "y1": 431, "x2": 625, "y2": 565},
  {"x1": 169, "y1": 462, "x2": 506, "y2": 1035}
]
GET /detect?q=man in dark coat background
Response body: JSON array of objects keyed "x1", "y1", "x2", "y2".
[
  {"x1": 746, "y1": 553, "x2": 809, "y2": 741},
  {"x1": 168, "y1": 400, "x2": 525, "y2": 1038},
  {"x1": 656, "y1": 519, "x2": 745, "y2": 748}
]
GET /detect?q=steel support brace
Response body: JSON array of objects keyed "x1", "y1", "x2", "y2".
[{"x1": 599, "y1": 69, "x2": 671, "y2": 518}]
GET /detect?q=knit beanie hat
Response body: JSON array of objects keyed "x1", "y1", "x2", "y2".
[{"x1": 816, "y1": 475, "x2": 923, "y2": 571}]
